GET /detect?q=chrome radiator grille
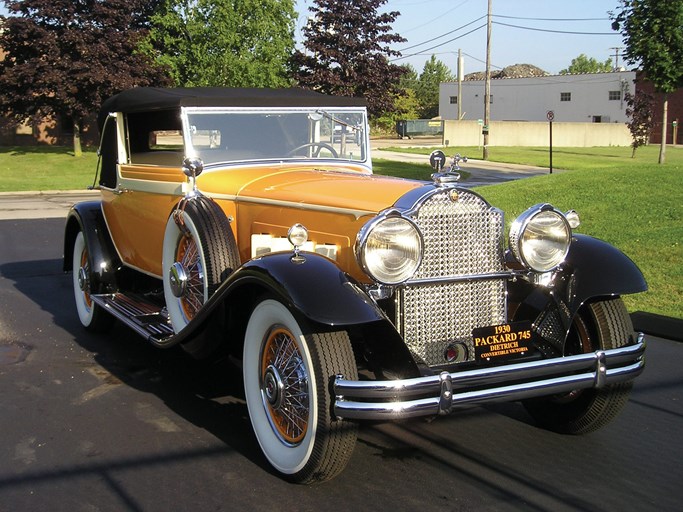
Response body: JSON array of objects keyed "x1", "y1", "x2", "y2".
[{"x1": 397, "y1": 189, "x2": 507, "y2": 367}]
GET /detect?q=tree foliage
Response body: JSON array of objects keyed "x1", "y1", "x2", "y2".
[
  {"x1": 142, "y1": 0, "x2": 296, "y2": 88},
  {"x1": 415, "y1": 55, "x2": 455, "y2": 118},
  {"x1": 611, "y1": 0, "x2": 683, "y2": 163},
  {"x1": 0, "y1": 0, "x2": 169, "y2": 155},
  {"x1": 559, "y1": 54, "x2": 613, "y2": 75},
  {"x1": 624, "y1": 89, "x2": 655, "y2": 157},
  {"x1": 291, "y1": 0, "x2": 406, "y2": 117}
]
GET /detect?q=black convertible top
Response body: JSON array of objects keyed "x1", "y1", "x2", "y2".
[{"x1": 98, "y1": 87, "x2": 366, "y2": 130}]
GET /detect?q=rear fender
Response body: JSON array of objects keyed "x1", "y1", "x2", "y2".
[{"x1": 63, "y1": 201, "x2": 121, "y2": 293}]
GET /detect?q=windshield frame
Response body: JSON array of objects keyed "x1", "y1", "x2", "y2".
[{"x1": 180, "y1": 106, "x2": 370, "y2": 170}]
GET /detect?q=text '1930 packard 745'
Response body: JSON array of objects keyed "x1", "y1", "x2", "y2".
[{"x1": 64, "y1": 87, "x2": 646, "y2": 483}]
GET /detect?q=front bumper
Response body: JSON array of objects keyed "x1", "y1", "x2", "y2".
[{"x1": 334, "y1": 334, "x2": 645, "y2": 420}]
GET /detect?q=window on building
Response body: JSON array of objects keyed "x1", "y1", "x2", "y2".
[
  {"x1": 449, "y1": 96, "x2": 458, "y2": 104},
  {"x1": 490, "y1": 95, "x2": 493, "y2": 104},
  {"x1": 609, "y1": 90, "x2": 621, "y2": 101},
  {"x1": 560, "y1": 92, "x2": 571, "y2": 102}
]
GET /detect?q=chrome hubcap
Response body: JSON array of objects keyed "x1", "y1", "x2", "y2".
[
  {"x1": 263, "y1": 365, "x2": 285, "y2": 409},
  {"x1": 169, "y1": 262, "x2": 188, "y2": 298},
  {"x1": 77, "y1": 267, "x2": 89, "y2": 292}
]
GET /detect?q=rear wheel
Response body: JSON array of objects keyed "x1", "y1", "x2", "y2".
[
  {"x1": 243, "y1": 298, "x2": 358, "y2": 484},
  {"x1": 523, "y1": 298, "x2": 635, "y2": 434},
  {"x1": 72, "y1": 231, "x2": 114, "y2": 332},
  {"x1": 162, "y1": 196, "x2": 239, "y2": 334}
]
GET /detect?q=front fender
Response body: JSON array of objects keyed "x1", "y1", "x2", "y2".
[
  {"x1": 563, "y1": 234, "x2": 647, "y2": 315},
  {"x1": 63, "y1": 201, "x2": 120, "y2": 293},
  {"x1": 217, "y1": 251, "x2": 385, "y2": 326}
]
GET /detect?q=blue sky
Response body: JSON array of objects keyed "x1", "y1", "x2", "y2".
[
  {"x1": 295, "y1": 0, "x2": 627, "y2": 76},
  {"x1": 1, "y1": 0, "x2": 627, "y2": 76}
]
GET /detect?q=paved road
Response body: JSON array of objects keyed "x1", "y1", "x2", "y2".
[{"x1": 1, "y1": 218, "x2": 682, "y2": 511}]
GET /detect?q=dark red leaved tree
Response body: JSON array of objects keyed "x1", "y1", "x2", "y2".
[
  {"x1": 291, "y1": 0, "x2": 406, "y2": 118},
  {"x1": 0, "y1": 0, "x2": 170, "y2": 155}
]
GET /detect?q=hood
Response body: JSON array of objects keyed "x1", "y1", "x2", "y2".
[{"x1": 199, "y1": 166, "x2": 425, "y2": 215}]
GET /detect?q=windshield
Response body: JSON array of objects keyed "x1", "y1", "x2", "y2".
[{"x1": 182, "y1": 107, "x2": 368, "y2": 166}]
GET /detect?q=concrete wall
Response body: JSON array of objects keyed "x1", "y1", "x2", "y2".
[{"x1": 443, "y1": 120, "x2": 632, "y2": 147}]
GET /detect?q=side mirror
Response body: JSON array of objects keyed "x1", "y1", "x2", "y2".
[
  {"x1": 182, "y1": 157, "x2": 204, "y2": 179},
  {"x1": 429, "y1": 150, "x2": 446, "y2": 171}
]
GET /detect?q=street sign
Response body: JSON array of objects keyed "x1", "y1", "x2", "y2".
[{"x1": 547, "y1": 110, "x2": 555, "y2": 122}]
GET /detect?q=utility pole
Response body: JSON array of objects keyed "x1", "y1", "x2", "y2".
[
  {"x1": 483, "y1": 0, "x2": 492, "y2": 160},
  {"x1": 609, "y1": 46, "x2": 624, "y2": 71},
  {"x1": 457, "y1": 48, "x2": 463, "y2": 120}
]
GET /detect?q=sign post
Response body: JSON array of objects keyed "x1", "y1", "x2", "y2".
[{"x1": 547, "y1": 110, "x2": 555, "y2": 174}]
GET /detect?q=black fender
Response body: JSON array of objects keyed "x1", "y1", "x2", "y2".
[
  {"x1": 173, "y1": 251, "x2": 419, "y2": 375},
  {"x1": 63, "y1": 201, "x2": 121, "y2": 293},
  {"x1": 509, "y1": 234, "x2": 646, "y2": 356},
  {"x1": 562, "y1": 234, "x2": 647, "y2": 316},
  {"x1": 217, "y1": 251, "x2": 385, "y2": 326}
]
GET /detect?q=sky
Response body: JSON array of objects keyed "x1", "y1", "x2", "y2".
[
  {"x1": 295, "y1": 0, "x2": 627, "y2": 76},
  {"x1": 1, "y1": 0, "x2": 627, "y2": 77}
]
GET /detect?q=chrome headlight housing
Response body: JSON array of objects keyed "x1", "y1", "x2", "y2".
[
  {"x1": 509, "y1": 204, "x2": 571, "y2": 272},
  {"x1": 356, "y1": 215, "x2": 423, "y2": 285}
]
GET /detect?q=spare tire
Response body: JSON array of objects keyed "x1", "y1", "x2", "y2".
[{"x1": 162, "y1": 196, "x2": 239, "y2": 334}]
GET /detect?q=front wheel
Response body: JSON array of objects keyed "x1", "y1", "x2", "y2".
[
  {"x1": 243, "y1": 299, "x2": 358, "y2": 484},
  {"x1": 523, "y1": 298, "x2": 635, "y2": 434}
]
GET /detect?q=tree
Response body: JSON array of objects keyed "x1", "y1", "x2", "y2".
[
  {"x1": 291, "y1": 0, "x2": 406, "y2": 117},
  {"x1": 415, "y1": 55, "x2": 455, "y2": 119},
  {"x1": 559, "y1": 54, "x2": 613, "y2": 75},
  {"x1": 143, "y1": 0, "x2": 296, "y2": 88},
  {"x1": 624, "y1": 89, "x2": 655, "y2": 157},
  {"x1": 0, "y1": 0, "x2": 170, "y2": 156},
  {"x1": 611, "y1": 0, "x2": 683, "y2": 163}
]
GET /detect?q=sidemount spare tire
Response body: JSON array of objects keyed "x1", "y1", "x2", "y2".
[{"x1": 162, "y1": 196, "x2": 239, "y2": 334}]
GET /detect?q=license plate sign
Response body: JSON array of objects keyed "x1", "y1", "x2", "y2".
[{"x1": 473, "y1": 321, "x2": 535, "y2": 363}]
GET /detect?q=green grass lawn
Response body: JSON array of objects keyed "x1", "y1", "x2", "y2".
[
  {"x1": 0, "y1": 146, "x2": 98, "y2": 192},
  {"x1": 378, "y1": 143, "x2": 683, "y2": 170},
  {"x1": 1, "y1": 144, "x2": 680, "y2": 319}
]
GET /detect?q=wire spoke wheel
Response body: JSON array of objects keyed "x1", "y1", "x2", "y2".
[
  {"x1": 243, "y1": 298, "x2": 358, "y2": 484},
  {"x1": 261, "y1": 327, "x2": 309, "y2": 445},
  {"x1": 175, "y1": 233, "x2": 205, "y2": 320}
]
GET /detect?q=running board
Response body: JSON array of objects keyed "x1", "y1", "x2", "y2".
[{"x1": 90, "y1": 293, "x2": 175, "y2": 343}]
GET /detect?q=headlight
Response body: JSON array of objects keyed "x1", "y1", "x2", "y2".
[
  {"x1": 356, "y1": 215, "x2": 422, "y2": 284},
  {"x1": 509, "y1": 204, "x2": 571, "y2": 272}
]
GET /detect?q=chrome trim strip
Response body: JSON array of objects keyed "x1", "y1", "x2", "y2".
[
  {"x1": 333, "y1": 335, "x2": 645, "y2": 420},
  {"x1": 405, "y1": 271, "x2": 520, "y2": 286}
]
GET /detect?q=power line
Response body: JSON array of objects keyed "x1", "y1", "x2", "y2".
[
  {"x1": 392, "y1": 23, "x2": 487, "y2": 61},
  {"x1": 492, "y1": 20, "x2": 616, "y2": 36},
  {"x1": 396, "y1": 15, "x2": 487, "y2": 53},
  {"x1": 493, "y1": 14, "x2": 609, "y2": 22}
]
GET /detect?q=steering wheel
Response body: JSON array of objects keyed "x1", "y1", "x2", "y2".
[{"x1": 286, "y1": 142, "x2": 339, "y2": 158}]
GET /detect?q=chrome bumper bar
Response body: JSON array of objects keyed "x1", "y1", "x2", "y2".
[{"x1": 334, "y1": 334, "x2": 645, "y2": 421}]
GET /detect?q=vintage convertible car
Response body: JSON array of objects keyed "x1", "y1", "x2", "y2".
[{"x1": 64, "y1": 87, "x2": 646, "y2": 483}]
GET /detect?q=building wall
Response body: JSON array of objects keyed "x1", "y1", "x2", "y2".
[
  {"x1": 636, "y1": 72, "x2": 683, "y2": 144},
  {"x1": 440, "y1": 71, "x2": 637, "y2": 124},
  {"x1": 443, "y1": 120, "x2": 632, "y2": 147}
]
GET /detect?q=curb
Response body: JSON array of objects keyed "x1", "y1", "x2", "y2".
[{"x1": 631, "y1": 312, "x2": 683, "y2": 342}]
